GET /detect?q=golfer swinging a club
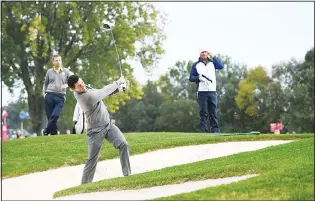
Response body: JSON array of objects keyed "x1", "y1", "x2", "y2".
[{"x1": 67, "y1": 74, "x2": 131, "y2": 184}]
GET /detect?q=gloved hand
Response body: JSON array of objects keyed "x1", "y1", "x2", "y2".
[
  {"x1": 117, "y1": 83, "x2": 126, "y2": 92},
  {"x1": 121, "y1": 82, "x2": 126, "y2": 90},
  {"x1": 116, "y1": 76, "x2": 126, "y2": 85}
]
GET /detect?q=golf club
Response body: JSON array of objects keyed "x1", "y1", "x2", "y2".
[
  {"x1": 103, "y1": 23, "x2": 125, "y2": 91},
  {"x1": 103, "y1": 23, "x2": 124, "y2": 74}
]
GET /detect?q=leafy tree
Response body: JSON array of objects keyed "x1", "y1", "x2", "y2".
[
  {"x1": 158, "y1": 60, "x2": 196, "y2": 101},
  {"x1": 235, "y1": 66, "x2": 270, "y2": 131},
  {"x1": 155, "y1": 99, "x2": 199, "y2": 132},
  {"x1": 1, "y1": 2, "x2": 166, "y2": 134},
  {"x1": 215, "y1": 55, "x2": 247, "y2": 132},
  {"x1": 285, "y1": 48, "x2": 314, "y2": 133},
  {"x1": 113, "y1": 81, "x2": 163, "y2": 132}
]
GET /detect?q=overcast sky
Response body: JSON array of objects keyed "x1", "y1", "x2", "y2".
[{"x1": 2, "y1": 2, "x2": 314, "y2": 106}]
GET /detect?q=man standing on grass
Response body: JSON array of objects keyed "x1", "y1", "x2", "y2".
[
  {"x1": 42, "y1": 55, "x2": 73, "y2": 136},
  {"x1": 67, "y1": 74, "x2": 131, "y2": 184},
  {"x1": 189, "y1": 49, "x2": 224, "y2": 133}
]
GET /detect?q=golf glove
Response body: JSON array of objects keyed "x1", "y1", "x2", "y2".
[
  {"x1": 116, "y1": 76, "x2": 126, "y2": 85},
  {"x1": 118, "y1": 82, "x2": 127, "y2": 92}
]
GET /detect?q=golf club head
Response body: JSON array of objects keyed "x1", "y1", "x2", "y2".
[{"x1": 103, "y1": 23, "x2": 111, "y2": 29}]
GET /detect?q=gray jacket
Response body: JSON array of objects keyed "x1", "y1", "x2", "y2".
[{"x1": 43, "y1": 68, "x2": 73, "y2": 95}]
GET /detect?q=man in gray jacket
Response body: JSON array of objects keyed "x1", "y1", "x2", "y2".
[
  {"x1": 43, "y1": 55, "x2": 73, "y2": 135},
  {"x1": 67, "y1": 74, "x2": 131, "y2": 184}
]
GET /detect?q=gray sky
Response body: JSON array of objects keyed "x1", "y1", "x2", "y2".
[{"x1": 2, "y1": 2, "x2": 314, "y2": 106}]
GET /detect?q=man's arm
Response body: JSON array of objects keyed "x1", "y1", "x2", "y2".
[
  {"x1": 213, "y1": 57, "x2": 224, "y2": 69},
  {"x1": 86, "y1": 76, "x2": 125, "y2": 104},
  {"x1": 189, "y1": 63, "x2": 200, "y2": 82}
]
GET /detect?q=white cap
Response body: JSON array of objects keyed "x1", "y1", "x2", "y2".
[{"x1": 199, "y1": 49, "x2": 208, "y2": 54}]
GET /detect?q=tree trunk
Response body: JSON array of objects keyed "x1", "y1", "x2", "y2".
[{"x1": 28, "y1": 93, "x2": 45, "y2": 136}]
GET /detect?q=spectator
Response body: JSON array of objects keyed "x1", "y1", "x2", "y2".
[
  {"x1": 189, "y1": 49, "x2": 224, "y2": 133},
  {"x1": 42, "y1": 54, "x2": 73, "y2": 135}
]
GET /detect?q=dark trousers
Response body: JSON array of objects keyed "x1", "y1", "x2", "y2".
[
  {"x1": 44, "y1": 92, "x2": 65, "y2": 135},
  {"x1": 197, "y1": 91, "x2": 220, "y2": 133}
]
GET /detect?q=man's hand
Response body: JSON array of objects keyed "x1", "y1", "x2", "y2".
[
  {"x1": 61, "y1": 84, "x2": 68, "y2": 89},
  {"x1": 116, "y1": 76, "x2": 126, "y2": 85},
  {"x1": 118, "y1": 83, "x2": 127, "y2": 92},
  {"x1": 121, "y1": 82, "x2": 126, "y2": 90}
]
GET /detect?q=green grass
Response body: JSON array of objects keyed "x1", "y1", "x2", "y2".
[
  {"x1": 2, "y1": 133, "x2": 313, "y2": 179},
  {"x1": 53, "y1": 137, "x2": 314, "y2": 200}
]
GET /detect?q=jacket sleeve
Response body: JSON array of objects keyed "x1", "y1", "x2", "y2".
[
  {"x1": 213, "y1": 57, "x2": 224, "y2": 69},
  {"x1": 86, "y1": 82, "x2": 120, "y2": 104},
  {"x1": 189, "y1": 63, "x2": 200, "y2": 82}
]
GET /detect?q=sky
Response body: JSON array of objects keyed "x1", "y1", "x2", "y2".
[{"x1": 1, "y1": 2, "x2": 314, "y2": 106}]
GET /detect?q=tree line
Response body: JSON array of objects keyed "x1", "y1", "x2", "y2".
[{"x1": 2, "y1": 2, "x2": 313, "y2": 134}]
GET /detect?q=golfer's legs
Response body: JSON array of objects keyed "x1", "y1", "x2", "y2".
[
  {"x1": 81, "y1": 130, "x2": 105, "y2": 184},
  {"x1": 105, "y1": 124, "x2": 131, "y2": 176}
]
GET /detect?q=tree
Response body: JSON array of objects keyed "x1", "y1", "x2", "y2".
[
  {"x1": 215, "y1": 55, "x2": 247, "y2": 132},
  {"x1": 155, "y1": 99, "x2": 199, "y2": 132},
  {"x1": 235, "y1": 66, "x2": 270, "y2": 131},
  {"x1": 1, "y1": 2, "x2": 166, "y2": 135},
  {"x1": 285, "y1": 48, "x2": 314, "y2": 133},
  {"x1": 113, "y1": 81, "x2": 163, "y2": 132},
  {"x1": 158, "y1": 60, "x2": 196, "y2": 101}
]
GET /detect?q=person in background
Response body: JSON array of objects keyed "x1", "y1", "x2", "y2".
[
  {"x1": 42, "y1": 54, "x2": 73, "y2": 136},
  {"x1": 189, "y1": 49, "x2": 224, "y2": 133}
]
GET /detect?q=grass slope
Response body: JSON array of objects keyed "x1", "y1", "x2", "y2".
[{"x1": 53, "y1": 137, "x2": 314, "y2": 200}]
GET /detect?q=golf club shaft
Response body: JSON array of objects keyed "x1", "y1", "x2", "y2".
[{"x1": 109, "y1": 29, "x2": 123, "y2": 77}]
